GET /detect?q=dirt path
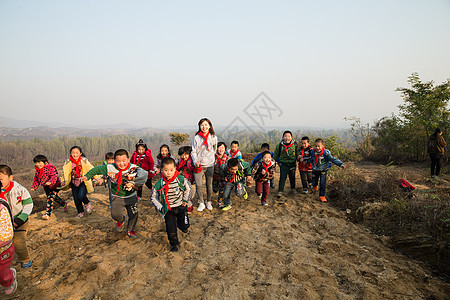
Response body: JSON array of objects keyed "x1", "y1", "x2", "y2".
[{"x1": 7, "y1": 169, "x2": 450, "y2": 299}]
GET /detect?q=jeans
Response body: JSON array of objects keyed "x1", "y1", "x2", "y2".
[
  {"x1": 164, "y1": 206, "x2": 190, "y2": 246},
  {"x1": 278, "y1": 163, "x2": 296, "y2": 192},
  {"x1": 312, "y1": 171, "x2": 327, "y2": 197},
  {"x1": 223, "y1": 181, "x2": 246, "y2": 206},
  {"x1": 300, "y1": 171, "x2": 312, "y2": 189},
  {"x1": 70, "y1": 182, "x2": 90, "y2": 214}
]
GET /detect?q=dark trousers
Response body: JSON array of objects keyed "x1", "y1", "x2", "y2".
[
  {"x1": 111, "y1": 197, "x2": 138, "y2": 232},
  {"x1": 164, "y1": 206, "x2": 190, "y2": 246},
  {"x1": 430, "y1": 154, "x2": 442, "y2": 176},
  {"x1": 300, "y1": 171, "x2": 312, "y2": 189},
  {"x1": 278, "y1": 163, "x2": 296, "y2": 192},
  {"x1": 137, "y1": 179, "x2": 153, "y2": 198},
  {"x1": 44, "y1": 186, "x2": 66, "y2": 216},
  {"x1": 255, "y1": 180, "x2": 270, "y2": 202},
  {"x1": 312, "y1": 171, "x2": 327, "y2": 197},
  {"x1": 70, "y1": 182, "x2": 89, "y2": 214}
]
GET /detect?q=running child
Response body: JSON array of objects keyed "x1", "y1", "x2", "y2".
[
  {"x1": 130, "y1": 139, "x2": 155, "y2": 199},
  {"x1": 273, "y1": 131, "x2": 299, "y2": 198},
  {"x1": 297, "y1": 137, "x2": 313, "y2": 194},
  {"x1": 227, "y1": 140, "x2": 242, "y2": 159},
  {"x1": 213, "y1": 142, "x2": 229, "y2": 208},
  {"x1": 177, "y1": 146, "x2": 201, "y2": 213},
  {"x1": 308, "y1": 138, "x2": 345, "y2": 202},
  {"x1": 252, "y1": 151, "x2": 275, "y2": 206},
  {"x1": 251, "y1": 143, "x2": 276, "y2": 188},
  {"x1": 220, "y1": 158, "x2": 252, "y2": 211},
  {"x1": 151, "y1": 157, "x2": 191, "y2": 252},
  {"x1": 82, "y1": 149, "x2": 148, "y2": 238},
  {"x1": 61, "y1": 146, "x2": 95, "y2": 218},
  {"x1": 0, "y1": 165, "x2": 33, "y2": 268},
  {"x1": 154, "y1": 144, "x2": 177, "y2": 175},
  {"x1": 31, "y1": 155, "x2": 67, "y2": 220},
  {"x1": 0, "y1": 198, "x2": 17, "y2": 295}
]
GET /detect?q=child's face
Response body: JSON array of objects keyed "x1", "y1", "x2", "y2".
[
  {"x1": 283, "y1": 133, "x2": 293, "y2": 144},
  {"x1": 217, "y1": 145, "x2": 226, "y2": 156},
  {"x1": 229, "y1": 165, "x2": 239, "y2": 173},
  {"x1": 200, "y1": 121, "x2": 210, "y2": 134},
  {"x1": 301, "y1": 140, "x2": 310, "y2": 149},
  {"x1": 262, "y1": 153, "x2": 272, "y2": 164},
  {"x1": 180, "y1": 153, "x2": 190, "y2": 161},
  {"x1": 115, "y1": 155, "x2": 130, "y2": 169},
  {"x1": 161, "y1": 162, "x2": 176, "y2": 180},
  {"x1": 160, "y1": 147, "x2": 169, "y2": 157},
  {"x1": 230, "y1": 143, "x2": 239, "y2": 152},
  {"x1": 0, "y1": 172, "x2": 13, "y2": 188},
  {"x1": 137, "y1": 146, "x2": 146, "y2": 155},
  {"x1": 34, "y1": 161, "x2": 45, "y2": 169},
  {"x1": 107, "y1": 158, "x2": 115, "y2": 164},
  {"x1": 315, "y1": 141, "x2": 324, "y2": 152},
  {"x1": 70, "y1": 148, "x2": 81, "y2": 160}
]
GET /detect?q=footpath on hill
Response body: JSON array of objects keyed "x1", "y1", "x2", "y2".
[{"x1": 7, "y1": 163, "x2": 450, "y2": 299}]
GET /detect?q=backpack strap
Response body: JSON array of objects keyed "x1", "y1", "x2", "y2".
[{"x1": 177, "y1": 175, "x2": 186, "y2": 191}]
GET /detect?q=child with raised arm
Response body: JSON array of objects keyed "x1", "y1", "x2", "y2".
[
  {"x1": 252, "y1": 151, "x2": 275, "y2": 206},
  {"x1": 220, "y1": 158, "x2": 252, "y2": 211},
  {"x1": 82, "y1": 149, "x2": 148, "y2": 238},
  {"x1": 0, "y1": 198, "x2": 17, "y2": 295},
  {"x1": 298, "y1": 137, "x2": 313, "y2": 194},
  {"x1": 61, "y1": 146, "x2": 95, "y2": 218},
  {"x1": 251, "y1": 143, "x2": 276, "y2": 189},
  {"x1": 227, "y1": 140, "x2": 243, "y2": 159},
  {"x1": 0, "y1": 165, "x2": 33, "y2": 269},
  {"x1": 191, "y1": 118, "x2": 218, "y2": 211},
  {"x1": 213, "y1": 142, "x2": 229, "y2": 208},
  {"x1": 273, "y1": 131, "x2": 299, "y2": 198},
  {"x1": 130, "y1": 139, "x2": 155, "y2": 199},
  {"x1": 31, "y1": 155, "x2": 67, "y2": 220},
  {"x1": 177, "y1": 146, "x2": 201, "y2": 213},
  {"x1": 151, "y1": 157, "x2": 191, "y2": 252},
  {"x1": 308, "y1": 138, "x2": 345, "y2": 202}
]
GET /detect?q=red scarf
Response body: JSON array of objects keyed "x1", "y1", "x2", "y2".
[
  {"x1": 177, "y1": 159, "x2": 188, "y2": 171},
  {"x1": 0, "y1": 182, "x2": 14, "y2": 200},
  {"x1": 157, "y1": 171, "x2": 180, "y2": 211},
  {"x1": 35, "y1": 166, "x2": 44, "y2": 181},
  {"x1": 198, "y1": 132, "x2": 210, "y2": 151},
  {"x1": 283, "y1": 141, "x2": 294, "y2": 156},
  {"x1": 216, "y1": 154, "x2": 227, "y2": 165},
  {"x1": 228, "y1": 168, "x2": 236, "y2": 183},
  {"x1": 114, "y1": 163, "x2": 131, "y2": 192},
  {"x1": 70, "y1": 156, "x2": 82, "y2": 177},
  {"x1": 262, "y1": 162, "x2": 271, "y2": 174},
  {"x1": 314, "y1": 148, "x2": 325, "y2": 166},
  {"x1": 229, "y1": 149, "x2": 239, "y2": 158}
]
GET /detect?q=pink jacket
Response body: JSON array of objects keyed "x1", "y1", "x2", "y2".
[
  {"x1": 130, "y1": 149, "x2": 155, "y2": 179},
  {"x1": 32, "y1": 163, "x2": 61, "y2": 190}
]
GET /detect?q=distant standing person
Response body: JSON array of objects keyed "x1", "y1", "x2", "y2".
[
  {"x1": 130, "y1": 139, "x2": 155, "y2": 200},
  {"x1": 428, "y1": 128, "x2": 447, "y2": 179},
  {"x1": 191, "y1": 118, "x2": 218, "y2": 211}
]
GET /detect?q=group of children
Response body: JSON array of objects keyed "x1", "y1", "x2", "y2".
[{"x1": 0, "y1": 120, "x2": 345, "y2": 293}]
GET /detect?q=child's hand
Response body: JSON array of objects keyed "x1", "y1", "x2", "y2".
[
  {"x1": 341, "y1": 165, "x2": 345, "y2": 169},
  {"x1": 246, "y1": 176, "x2": 252, "y2": 186},
  {"x1": 124, "y1": 182, "x2": 134, "y2": 191},
  {"x1": 261, "y1": 169, "x2": 266, "y2": 175},
  {"x1": 31, "y1": 188, "x2": 35, "y2": 191},
  {"x1": 182, "y1": 202, "x2": 187, "y2": 207},
  {"x1": 80, "y1": 176, "x2": 88, "y2": 182},
  {"x1": 195, "y1": 162, "x2": 201, "y2": 168},
  {"x1": 96, "y1": 178, "x2": 103, "y2": 185},
  {"x1": 45, "y1": 182, "x2": 52, "y2": 186},
  {"x1": 155, "y1": 169, "x2": 160, "y2": 175},
  {"x1": 300, "y1": 157, "x2": 304, "y2": 162}
]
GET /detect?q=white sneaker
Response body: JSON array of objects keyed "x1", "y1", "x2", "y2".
[
  {"x1": 197, "y1": 202, "x2": 206, "y2": 212},
  {"x1": 85, "y1": 203, "x2": 92, "y2": 214},
  {"x1": 206, "y1": 201, "x2": 213, "y2": 210}
]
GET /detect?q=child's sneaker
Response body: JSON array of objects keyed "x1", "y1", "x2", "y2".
[
  {"x1": 222, "y1": 205, "x2": 232, "y2": 211},
  {"x1": 21, "y1": 260, "x2": 32, "y2": 268},
  {"x1": 187, "y1": 206, "x2": 193, "y2": 214},
  {"x1": 243, "y1": 192, "x2": 248, "y2": 200},
  {"x1": 63, "y1": 203, "x2": 68, "y2": 212},
  {"x1": 270, "y1": 183, "x2": 276, "y2": 189},
  {"x1": 319, "y1": 196, "x2": 327, "y2": 203},
  {"x1": 85, "y1": 203, "x2": 92, "y2": 214},
  {"x1": 277, "y1": 192, "x2": 282, "y2": 198},
  {"x1": 76, "y1": 212, "x2": 84, "y2": 218},
  {"x1": 116, "y1": 218, "x2": 125, "y2": 232},
  {"x1": 127, "y1": 230, "x2": 137, "y2": 239},
  {"x1": 4, "y1": 268, "x2": 17, "y2": 295},
  {"x1": 261, "y1": 201, "x2": 268, "y2": 206},
  {"x1": 302, "y1": 189, "x2": 308, "y2": 194},
  {"x1": 313, "y1": 186, "x2": 319, "y2": 191},
  {"x1": 206, "y1": 201, "x2": 213, "y2": 210},
  {"x1": 42, "y1": 214, "x2": 50, "y2": 220},
  {"x1": 217, "y1": 201, "x2": 224, "y2": 208},
  {"x1": 197, "y1": 202, "x2": 206, "y2": 212},
  {"x1": 170, "y1": 244, "x2": 179, "y2": 252}
]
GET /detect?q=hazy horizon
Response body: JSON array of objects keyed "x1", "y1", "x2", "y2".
[{"x1": 1, "y1": 1, "x2": 449, "y2": 131}]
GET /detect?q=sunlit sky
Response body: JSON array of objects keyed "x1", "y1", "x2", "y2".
[{"x1": 1, "y1": 0, "x2": 449, "y2": 129}]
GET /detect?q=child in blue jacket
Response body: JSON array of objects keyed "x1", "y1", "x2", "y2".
[{"x1": 308, "y1": 138, "x2": 345, "y2": 202}]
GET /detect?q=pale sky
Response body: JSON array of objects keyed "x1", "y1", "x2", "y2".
[{"x1": 1, "y1": 0, "x2": 449, "y2": 129}]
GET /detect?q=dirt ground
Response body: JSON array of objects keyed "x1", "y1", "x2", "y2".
[{"x1": 6, "y1": 164, "x2": 450, "y2": 300}]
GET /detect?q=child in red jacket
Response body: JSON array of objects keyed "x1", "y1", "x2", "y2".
[
  {"x1": 177, "y1": 146, "x2": 202, "y2": 213},
  {"x1": 130, "y1": 139, "x2": 155, "y2": 199},
  {"x1": 297, "y1": 137, "x2": 313, "y2": 194}
]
